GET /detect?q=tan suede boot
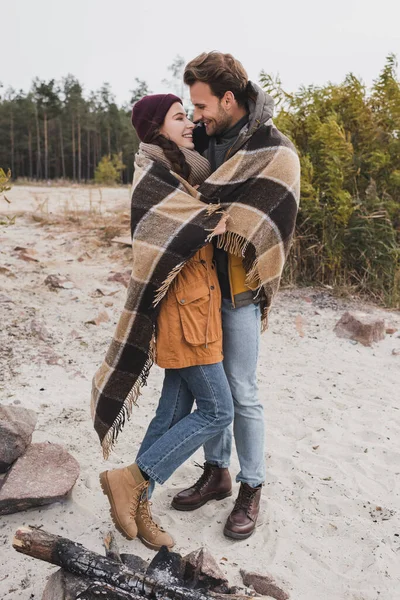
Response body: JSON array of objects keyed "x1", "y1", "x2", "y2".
[
  {"x1": 99, "y1": 464, "x2": 148, "y2": 540},
  {"x1": 136, "y1": 493, "x2": 175, "y2": 550}
]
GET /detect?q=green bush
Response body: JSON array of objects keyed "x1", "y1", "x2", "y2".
[
  {"x1": 261, "y1": 55, "x2": 400, "y2": 307},
  {"x1": 94, "y1": 153, "x2": 125, "y2": 185}
]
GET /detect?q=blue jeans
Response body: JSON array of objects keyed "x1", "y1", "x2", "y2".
[
  {"x1": 204, "y1": 299, "x2": 265, "y2": 487},
  {"x1": 136, "y1": 363, "x2": 233, "y2": 494}
]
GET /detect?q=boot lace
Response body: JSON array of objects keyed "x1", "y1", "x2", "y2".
[
  {"x1": 138, "y1": 500, "x2": 164, "y2": 535},
  {"x1": 129, "y1": 480, "x2": 149, "y2": 519},
  {"x1": 233, "y1": 484, "x2": 258, "y2": 516},
  {"x1": 192, "y1": 462, "x2": 213, "y2": 492},
  {"x1": 134, "y1": 482, "x2": 164, "y2": 535}
]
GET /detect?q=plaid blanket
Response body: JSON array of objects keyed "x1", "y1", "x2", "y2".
[{"x1": 92, "y1": 122, "x2": 300, "y2": 458}]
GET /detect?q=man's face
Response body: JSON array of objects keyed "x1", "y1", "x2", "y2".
[{"x1": 190, "y1": 81, "x2": 233, "y2": 136}]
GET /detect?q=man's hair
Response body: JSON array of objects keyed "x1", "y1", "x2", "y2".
[{"x1": 184, "y1": 52, "x2": 250, "y2": 107}]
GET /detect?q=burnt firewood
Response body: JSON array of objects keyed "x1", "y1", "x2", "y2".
[
  {"x1": 120, "y1": 553, "x2": 149, "y2": 574},
  {"x1": 13, "y1": 526, "x2": 266, "y2": 600},
  {"x1": 42, "y1": 569, "x2": 143, "y2": 600},
  {"x1": 76, "y1": 581, "x2": 144, "y2": 599},
  {"x1": 103, "y1": 531, "x2": 122, "y2": 563}
]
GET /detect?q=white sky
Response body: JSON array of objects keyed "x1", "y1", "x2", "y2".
[{"x1": 1, "y1": 0, "x2": 399, "y2": 104}]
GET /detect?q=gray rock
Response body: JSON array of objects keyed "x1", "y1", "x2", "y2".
[
  {"x1": 0, "y1": 442, "x2": 80, "y2": 515},
  {"x1": 241, "y1": 570, "x2": 290, "y2": 600},
  {"x1": 334, "y1": 311, "x2": 385, "y2": 346},
  {"x1": 42, "y1": 569, "x2": 89, "y2": 600},
  {"x1": 0, "y1": 405, "x2": 37, "y2": 472},
  {"x1": 29, "y1": 319, "x2": 53, "y2": 342}
]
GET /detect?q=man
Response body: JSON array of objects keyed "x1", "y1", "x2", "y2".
[{"x1": 171, "y1": 52, "x2": 298, "y2": 540}]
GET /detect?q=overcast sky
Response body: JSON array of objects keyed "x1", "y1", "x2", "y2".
[{"x1": 1, "y1": 0, "x2": 399, "y2": 104}]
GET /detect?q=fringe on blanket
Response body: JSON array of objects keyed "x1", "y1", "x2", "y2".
[
  {"x1": 101, "y1": 336, "x2": 156, "y2": 459},
  {"x1": 153, "y1": 203, "x2": 225, "y2": 308},
  {"x1": 153, "y1": 261, "x2": 186, "y2": 307},
  {"x1": 217, "y1": 230, "x2": 271, "y2": 334},
  {"x1": 217, "y1": 230, "x2": 262, "y2": 290}
]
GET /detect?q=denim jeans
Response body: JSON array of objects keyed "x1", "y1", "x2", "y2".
[
  {"x1": 204, "y1": 299, "x2": 265, "y2": 487},
  {"x1": 136, "y1": 362, "x2": 233, "y2": 494}
]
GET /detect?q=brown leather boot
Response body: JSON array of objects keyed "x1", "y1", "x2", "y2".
[
  {"x1": 171, "y1": 462, "x2": 232, "y2": 511},
  {"x1": 99, "y1": 464, "x2": 148, "y2": 540},
  {"x1": 223, "y1": 483, "x2": 262, "y2": 540},
  {"x1": 136, "y1": 494, "x2": 175, "y2": 551}
]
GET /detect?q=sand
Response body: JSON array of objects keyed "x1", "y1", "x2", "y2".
[{"x1": 1, "y1": 185, "x2": 399, "y2": 600}]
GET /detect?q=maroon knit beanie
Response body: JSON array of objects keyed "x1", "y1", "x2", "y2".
[{"x1": 131, "y1": 94, "x2": 182, "y2": 143}]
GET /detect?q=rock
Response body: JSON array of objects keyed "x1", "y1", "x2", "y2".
[
  {"x1": 85, "y1": 310, "x2": 110, "y2": 326},
  {"x1": 111, "y1": 235, "x2": 132, "y2": 247},
  {"x1": 107, "y1": 270, "x2": 131, "y2": 288},
  {"x1": 392, "y1": 349, "x2": 400, "y2": 356},
  {"x1": 91, "y1": 286, "x2": 119, "y2": 297},
  {"x1": 14, "y1": 246, "x2": 39, "y2": 262},
  {"x1": 77, "y1": 251, "x2": 92, "y2": 262},
  {"x1": 44, "y1": 274, "x2": 75, "y2": 289},
  {"x1": 29, "y1": 319, "x2": 53, "y2": 342},
  {"x1": 0, "y1": 442, "x2": 80, "y2": 514},
  {"x1": 0, "y1": 266, "x2": 16, "y2": 277},
  {"x1": 334, "y1": 311, "x2": 385, "y2": 346},
  {"x1": 184, "y1": 547, "x2": 229, "y2": 593},
  {"x1": 69, "y1": 329, "x2": 83, "y2": 339},
  {"x1": 42, "y1": 569, "x2": 89, "y2": 600},
  {"x1": 0, "y1": 405, "x2": 37, "y2": 472},
  {"x1": 240, "y1": 570, "x2": 290, "y2": 600},
  {"x1": 38, "y1": 346, "x2": 63, "y2": 366},
  {"x1": 386, "y1": 327, "x2": 398, "y2": 335}
]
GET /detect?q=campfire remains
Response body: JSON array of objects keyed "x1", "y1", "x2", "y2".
[{"x1": 13, "y1": 526, "x2": 280, "y2": 599}]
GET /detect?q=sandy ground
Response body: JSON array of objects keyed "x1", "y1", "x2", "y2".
[{"x1": 1, "y1": 185, "x2": 400, "y2": 600}]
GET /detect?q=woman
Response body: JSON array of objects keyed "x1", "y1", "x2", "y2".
[{"x1": 98, "y1": 94, "x2": 233, "y2": 551}]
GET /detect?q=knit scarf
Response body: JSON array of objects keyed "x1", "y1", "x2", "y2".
[{"x1": 92, "y1": 121, "x2": 300, "y2": 458}]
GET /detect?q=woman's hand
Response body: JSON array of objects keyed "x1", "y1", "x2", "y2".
[{"x1": 213, "y1": 214, "x2": 228, "y2": 236}]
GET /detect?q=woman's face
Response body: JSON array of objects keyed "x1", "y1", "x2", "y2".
[{"x1": 160, "y1": 102, "x2": 195, "y2": 149}]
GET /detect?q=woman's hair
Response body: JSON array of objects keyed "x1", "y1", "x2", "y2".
[
  {"x1": 184, "y1": 51, "x2": 251, "y2": 108},
  {"x1": 150, "y1": 133, "x2": 192, "y2": 181}
]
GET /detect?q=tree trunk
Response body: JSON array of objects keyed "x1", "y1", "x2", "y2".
[
  {"x1": 107, "y1": 125, "x2": 111, "y2": 156},
  {"x1": 72, "y1": 116, "x2": 76, "y2": 181},
  {"x1": 78, "y1": 114, "x2": 82, "y2": 182},
  {"x1": 92, "y1": 131, "x2": 97, "y2": 174},
  {"x1": 59, "y1": 118, "x2": 66, "y2": 179},
  {"x1": 13, "y1": 527, "x2": 259, "y2": 600},
  {"x1": 44, "y1": 112, "x2": 48, "y2": 180},
  {"x1": 86, "y1": 128, "x2": 90, "y2": 180},
  {"x1": 28, "y1": 128, "x2": 33, "y2": 180},
  {"x1": 35, "y1": 105, "x2": 42, "y2": 179},
  {"x1": 10, "y1": 110, "x2": 15, "y2": 176}
]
